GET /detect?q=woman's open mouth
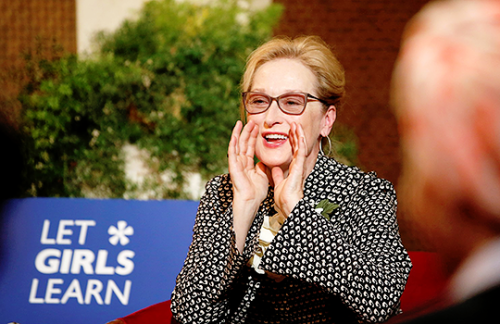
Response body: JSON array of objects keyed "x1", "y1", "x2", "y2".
[
  {"x1": 265, "y1": 134, "x2": 288, "y2": 141},
  {"x1": 263, "y1": 133, "x2": 288, "y2": 148}
]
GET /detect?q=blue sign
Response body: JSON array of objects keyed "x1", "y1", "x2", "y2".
[{"x1": 0, "y1": 198, "x2": 198, "y2": 324}]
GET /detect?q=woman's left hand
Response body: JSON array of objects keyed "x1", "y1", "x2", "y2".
[{"x1": 272, "y1": 122, "x2": 307, "y2": 217}]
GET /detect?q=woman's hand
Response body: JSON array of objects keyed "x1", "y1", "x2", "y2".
[
  {"x1": 228, "y1": 120, "x2": 269, "y2": 252},
  {"x1": 272, "y1": 122, "x2": 306, "y2": 217}
]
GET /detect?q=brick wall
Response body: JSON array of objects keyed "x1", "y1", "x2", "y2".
[
  {"x1": 273, "y1": 0, "x2": 431, "y2": 250},
  {"x1": 0, "y1": 0, "x2": 76, "y2": 68},
  {"x1": 0, "y1": 0, "x2": 76, "y2": 124}
]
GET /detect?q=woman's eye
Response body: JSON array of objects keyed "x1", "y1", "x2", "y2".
[
  {"x1": 250, "y1": 97, "x2": 269, "y2": 105},
  {"x1": 283, "y1": 96, "x2": 304, "y2": 106}
]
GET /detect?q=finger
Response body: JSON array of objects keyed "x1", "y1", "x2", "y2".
[
  {"x1": 228, "y1": 137, "x2": 237, "y2": 173},
  {"x1": 288, "y1": 123, "x2": 296, "y2": 154},
  {"x1": 289, "y1": 124, "x2": 307, "y2": 177},
  {"x1": 296, "y1": 123, "x2": 307, "y2": 158},
  {"x1": 231, "y1": 120, "x2": 243, "y2": 155},
  {"x1": 271, "y1": 166, "x2": 285, "y2": 188},
  {"x1": 288, "y1": 122, "x2": 301, "y2": 157},
  {"x1": 238, "y1": 120, "x2": 255, "y2": 157},
  {"x1": 290, "y1": 122, "x2": 301, "y2": 155},
  {"x1": 228, "y1": 121, "x2": 243, "y2": 170},
  {"x1": 246, "y1": 122, "x2": 259, "y2": 159}
]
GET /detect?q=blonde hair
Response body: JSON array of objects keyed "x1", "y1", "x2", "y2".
[{"x1": 240, "y1": 36, "x2": 346, "y2": 120}]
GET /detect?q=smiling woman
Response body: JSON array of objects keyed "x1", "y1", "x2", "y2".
[{"x1": 170, "y1": 36, "x2": 411, "y2": 324}]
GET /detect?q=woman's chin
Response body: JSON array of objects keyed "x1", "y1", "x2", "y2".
[{"x1": 259, "y1": 158, "x2": 292, "y2": 171}]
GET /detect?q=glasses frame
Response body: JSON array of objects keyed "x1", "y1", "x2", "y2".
[{"x1": 242, "y1": 91, "x2": 328, "y2": 115}]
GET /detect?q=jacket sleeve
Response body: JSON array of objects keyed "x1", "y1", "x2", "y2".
[
  {"x1": 170, "y1": 175, "x2": 256, "y2": 324},
  {"x1": 260, "y1": 174, "x2": 412, "y2": 323}
]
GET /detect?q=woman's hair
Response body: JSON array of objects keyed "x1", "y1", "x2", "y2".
[{"x1": 240, "y1": 36, "x2": 346, "y2": 120}]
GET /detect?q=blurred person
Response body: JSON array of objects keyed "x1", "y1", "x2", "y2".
[
  {"x1": 171, "y1": 35, "x2": 411, "y2": 324},
  {"x1": 391, "y1": 0, "x2": 500, "y2": 322},
  {"x1": 0, "y1": 112, "x2": 24, "y2": 210}
]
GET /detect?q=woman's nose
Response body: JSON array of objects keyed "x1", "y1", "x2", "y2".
[{"x1": 263, "y1": 100, "x2": 283, "y2": 127}]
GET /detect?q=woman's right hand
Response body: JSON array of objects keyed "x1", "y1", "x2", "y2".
[{"x1": 228, "y1": 120, "x2": 269, "y2": 252}]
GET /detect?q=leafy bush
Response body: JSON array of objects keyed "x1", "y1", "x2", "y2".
[
  {"x1": 18, "y1": 0, "x2": 283, "y2": 199},
  {"x1": 18, "y1": 0, "x2": 358, "y2": 199}
]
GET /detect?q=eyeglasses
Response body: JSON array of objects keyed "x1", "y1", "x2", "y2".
[{"x1": 242, "y1": 92, "x2": 327, "y2": 115}]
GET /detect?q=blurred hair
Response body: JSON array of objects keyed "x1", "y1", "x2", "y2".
[
  {"x1": 240, "y1": 35, "x2": 346, "y2": 120},
  {"x1": 392, "y1": 0, "x2": 500, "y2": 117},
  {"x1": 392, "y1": 0, "x2": 500, "y2": 219}
]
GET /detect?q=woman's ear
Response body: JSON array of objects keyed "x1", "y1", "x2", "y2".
[{"x1": 321, "y1": 105, "x2": 337, "y2": 137}]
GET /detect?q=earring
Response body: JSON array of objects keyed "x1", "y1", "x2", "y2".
[
  {"x1": 320, "y1": 135, "x2": 333, "y2": 156},
  {"x1": 326, "y1": 135, "x2": 332, "y2": 155}
]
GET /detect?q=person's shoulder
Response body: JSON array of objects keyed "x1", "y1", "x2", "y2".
[
  {"x1": 320, "y1": 155, "x2": 394, "y2": 190},
  {"x1": 203, "y1": 173, "x2": 233, "y2": 195},
  {"x1": 318, "y1": 154, "x2": 362, "y2": 176},
  {"x1": 206, "y1": 173, "x2": 231, "y2": 185}
]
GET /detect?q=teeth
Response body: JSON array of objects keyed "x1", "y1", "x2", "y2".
[{"x1": 265, "y1": 134, "x2": 288, "y2": 140}]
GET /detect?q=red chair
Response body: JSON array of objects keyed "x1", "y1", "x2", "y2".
[
  {"x1": 400, "y1": 251, "x2": 448, "y2": 312},
  {"x1": 108, "y1": 252, "x2": 448, "y2": 323},
  {"x1": 107, "y1": 300, "x2": 178, "y2": 324}
]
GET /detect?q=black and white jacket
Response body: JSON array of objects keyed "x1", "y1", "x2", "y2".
[{"x1": 171, "y1": 154, "x2": 412, "y2": 323}]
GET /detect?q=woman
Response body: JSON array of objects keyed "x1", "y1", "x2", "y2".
[{"x1": 171, "y1": 36, "x2": 411, "y2": 324}]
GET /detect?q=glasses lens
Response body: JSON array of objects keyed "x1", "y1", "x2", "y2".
[
  {"x1": 245, "y1": 93, "x2": 270, "y2": 113},
  {"x1": 279, "y1": 93, "x2": 306, "y2": 114}
]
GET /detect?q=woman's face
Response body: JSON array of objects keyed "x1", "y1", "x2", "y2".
[{"x1": 247, "y1": 58, "x2": 336, "y2": 173}]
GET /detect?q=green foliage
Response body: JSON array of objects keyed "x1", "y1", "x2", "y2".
[
  {"x1": 19, "y1": 53, "x2": 134, "y2": 197},
  {"x1": 18, "y1": 0, "x2": 359, "y2": 199},
  {"x1": 329, "y1": 124, "x2": 359, "y2": 167},
  {"x1": 19, "y1": 0, "x2": 283, "y2": 199}
]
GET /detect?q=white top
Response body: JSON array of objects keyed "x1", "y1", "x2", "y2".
[{"x1": 450, "y1": 236, "x2": 500, "y2": 301}]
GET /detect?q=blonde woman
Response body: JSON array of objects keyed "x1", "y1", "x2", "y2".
[{"x1": 171, "y1": 36, "x2": 411, "y2": 324}]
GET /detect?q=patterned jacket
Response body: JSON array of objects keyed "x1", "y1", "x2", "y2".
[{"x1": 171, "y1": 154, "x2": 412, "y2": 323}]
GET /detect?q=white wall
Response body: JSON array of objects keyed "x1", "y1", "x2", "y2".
[
  {"x1": 76, "y1": 0, "x2": 271, "y2": 54},
  {"x1": 76, "y1": 0, "x2": 151, "y2": 54}
]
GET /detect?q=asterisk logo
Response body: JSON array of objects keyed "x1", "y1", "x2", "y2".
[{"x1": 108, "y1": 221, "x2": 134, "y2": 246}]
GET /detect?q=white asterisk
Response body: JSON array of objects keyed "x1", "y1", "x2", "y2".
[{"x1": 108, "y1": 221, "x2": 134, "y2": 246}]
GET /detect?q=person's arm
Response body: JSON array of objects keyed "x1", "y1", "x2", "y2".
[
  {"x1": 228, "y1": 120, "x2": 270, "y2": 253},
  {"x1": 260, "y1": 175, "x2": 412, "y2": 323},
  {"x1": 170, "y1": 175, "x2": 256, "y2": 324}
]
